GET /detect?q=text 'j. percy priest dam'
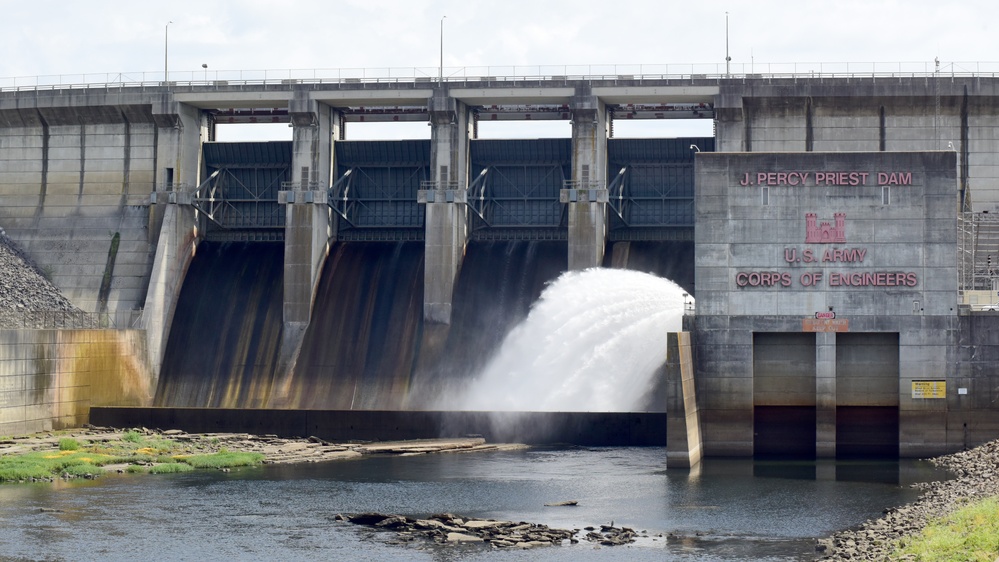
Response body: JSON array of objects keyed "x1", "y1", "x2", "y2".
[{"x1": 3, "y1": 65, "x2": 999, "y2": 467}]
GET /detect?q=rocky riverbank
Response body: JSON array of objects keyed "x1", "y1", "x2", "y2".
[
  {"x1": 0, "y1": 228, "x2": 81, "y2": 328},
  {"x1": 816, "y1": 440, "x2": 999, "y2": 560},
  {"x1": 0, "y1": 426, "x2": 527, "y2": 467}
]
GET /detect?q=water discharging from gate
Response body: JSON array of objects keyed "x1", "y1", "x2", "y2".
[
  {"x1": 442, "y1": 268, "x2": 687, "y2": 412},
  {"x1": 156, "y1": 240, "x2": 691, "y2": 411}
]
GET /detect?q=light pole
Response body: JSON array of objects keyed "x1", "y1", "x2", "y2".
[
  {"x1": 439, "y1": 15, "x2": 446, "y2": 84},
  {"x1": 202, "y1": 63, "x2": 208, "y2": 81},
  {"x1": 725, "y1": 12, "x2": 731, "y2": 77},
  {"x1": 164, "y1": 21, "x2": 173, "y2": 83}
]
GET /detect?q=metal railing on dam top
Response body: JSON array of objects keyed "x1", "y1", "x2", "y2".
[{"x1": 4, "y1": 61, "x2": 999, "y2": 92}]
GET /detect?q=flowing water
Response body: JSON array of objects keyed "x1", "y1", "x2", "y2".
[
  {"x1": 449, "y1": 268, "x2": 687, "y2": 412},
  {"x1": 0, "y1": 448, "x2": 947, "y2": 561}
]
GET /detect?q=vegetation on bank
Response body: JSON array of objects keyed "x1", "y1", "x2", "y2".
[
  {"x1": 892, "y1": 496, "x2": 999, "y2": 561},
  {"x1": 0, "y1": 430, "x2": 263, "y2": 483}
]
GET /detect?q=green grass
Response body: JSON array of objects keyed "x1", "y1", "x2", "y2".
[
  {"x1": 149, "y1": 463, "x2": 194, "y2": 474},
  {"x1": 0, "y1": 463, "x2": 53, "y2": 481},
  {"x1": 0, "y1": 433, "x2": 266, "y2": 484},
  {"x1": 62, "y1": 464, "x2": 104, "y2": 478},
  {"x1": 893, "y1": 497, "x2": 999, "y2": 561},
  {"x1": 122, "y1": 430, "x2": 142, "y2": 443},
  {"x1": 0, "y1": 451, "x2": 114, "y2": 482},
  {"x1": 180, "y1": 451, "x2": 264, "y2": 469}
]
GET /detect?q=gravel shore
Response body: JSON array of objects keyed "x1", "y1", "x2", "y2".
[
  {"x1": 816, "y1": 440, "x2": 999, "y2": 560},
  {"x1": 0, "y1": 228, "x2": 81, "y2": 328}
]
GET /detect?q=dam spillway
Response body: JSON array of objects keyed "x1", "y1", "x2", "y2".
[
  {"x1": 155, "y1": 242, "x2": 285, "y2": 408},
  {"x1": 7, "y1": 70, "x2": 999, "y2": 457},
  {"x1": 155, "y1": 239, "x2": 689, "y2": 413}
]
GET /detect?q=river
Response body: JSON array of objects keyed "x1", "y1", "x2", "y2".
[{"x1": 0, "y1": 446, "x2": 948, "y2": 561}]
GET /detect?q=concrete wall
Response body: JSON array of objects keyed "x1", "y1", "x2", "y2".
[
  {"x1": 0, "y1": 329, "x2": 153, "y2": 435},
  {"x1": 693, "y1": 151, "x2": 960, "y2": 457},
  {"x1": 0, "y1": 118, "x2": 156, "y2": 315},
  {"x1": 714, "y1": 79, "x2": 999, "y2": 212},
  {"x1": 0, "y1": 90, "x2": 206, "y2": 321},
  {"x1": 90, "y1": 407, "x2": 665, "y2": 446},
  {"x1": 953, "y1": 314, "x2": 999, "y2": 448}
]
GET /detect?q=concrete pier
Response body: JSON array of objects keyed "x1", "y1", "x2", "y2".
[
  {"x1": 277, "y1": 92, "x2": 337, "y2": 370},
  {"x1": 421, "y1": 91, "x2": 472, "y2": 324},
  {"x1": 142, "y1": 196, "x2": 198, "y2": 380},
  {"x1": 665, "y1": 332, "x2": 702, "y2": 468},
  {"x1": 565, "y1": 87, "x2": 609, "y2": 270}
]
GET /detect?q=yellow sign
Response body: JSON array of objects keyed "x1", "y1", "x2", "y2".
[{"x1": 912, "y1": 380, "x2": 946, "y2": 399}]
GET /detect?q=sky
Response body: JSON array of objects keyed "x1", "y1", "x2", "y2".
[{"x1": 2, "y1": 0, "x2": 996, "y2": 140}]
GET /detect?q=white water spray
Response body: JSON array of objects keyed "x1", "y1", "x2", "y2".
[{"x1": 451, "y1": 268, "x2": 690, "y2": 412}]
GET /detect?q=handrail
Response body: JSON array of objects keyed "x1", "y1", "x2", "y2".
[{"x1": 4, "y1": 61, "x2": 999, "y2": 92}]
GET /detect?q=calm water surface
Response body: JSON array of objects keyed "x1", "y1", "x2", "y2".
[{"x1": 0, "y1": 447, "x2": 947, "y2": 561}]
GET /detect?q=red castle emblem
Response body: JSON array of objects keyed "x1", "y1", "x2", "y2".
[{"x1": 805, "y1": 213, "x2": 846, "y2": 244}]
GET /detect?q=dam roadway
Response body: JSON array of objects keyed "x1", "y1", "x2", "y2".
[{"x1": 4, "y1": 68, "x2": 999, "y2": 460}]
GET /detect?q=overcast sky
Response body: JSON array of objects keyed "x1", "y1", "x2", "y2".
[{"x1": 2, "y1": 0, "x2": 996, "y2": 140}]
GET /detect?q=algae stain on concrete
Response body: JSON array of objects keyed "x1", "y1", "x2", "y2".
[{"x1": 97, "y1": 232, "x2": 121, "y2": 315}]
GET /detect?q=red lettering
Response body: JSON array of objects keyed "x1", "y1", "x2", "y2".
[
  {"x1": 828, "y1": 271, "x2": 918, "y2": 287},
  {"x1": 736, "y1": 271, "x2": 792, "y2": 288}
]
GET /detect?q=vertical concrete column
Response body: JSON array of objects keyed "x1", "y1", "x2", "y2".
[
  {"x1": 665, "y1": 332, "x2": 703, "y2": 468},
  {"x1": 564, "y1": 88, "x2": 608, "y2": 270},
  {"x1": 713, "y1": 90, "x2": 746, "y2": 152},
  {"x1": 151, "y1": 94, "x2": 204, "y2": 245},
  {"x1": 278, "y1": 93, "x2": 335, "y2": 370},
  {"x1": 289, "y1": 90, "x2": 334, "y2": 188},
  {"x1": 421, "y1": 90, "x2": 471, "y2": 324},
  {"x1": 815, "y1": 331, "x2": 837, "y2": 458},
  {"x1": 142, "y1": 195, "x2": 198, "y2": 383},
  {"x1": 152, "y1": 94, "x2": 204, "y2": 190},
  {"x1": 144, "y1": 93, "x2": 205, "y2": 381}
]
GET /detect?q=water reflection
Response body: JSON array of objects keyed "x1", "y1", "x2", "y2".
[{"x1": 0, "y1": 448, "x2": 950, "y2": 561}]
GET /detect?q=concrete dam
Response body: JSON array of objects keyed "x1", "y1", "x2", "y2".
[{"x1": 4, "y1": 69, "x2": 999, "y2": 461}]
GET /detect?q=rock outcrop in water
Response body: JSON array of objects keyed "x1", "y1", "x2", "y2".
[
  {"x1": 816, "y1": 439, "x2": 999, "y2": 560},
  {"x1": 339, "y1": 512, "x2": 642, "y2": 548},
  {"x1": 0, "y1": 228, "x2": 81, "y2": 328}
]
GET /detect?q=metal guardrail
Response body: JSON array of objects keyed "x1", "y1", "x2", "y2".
[
  {"x1": 3, "y1": 61, "x2": 999, "y2": 92},
  {"x1": 0, "y1": 309, "x2": 144, "y2": 330}
]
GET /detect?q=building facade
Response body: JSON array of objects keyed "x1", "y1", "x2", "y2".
[{"x1": 693, "y1": 151, "x2": 960, "y2": 458}]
